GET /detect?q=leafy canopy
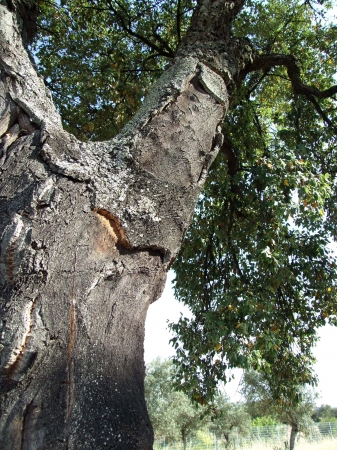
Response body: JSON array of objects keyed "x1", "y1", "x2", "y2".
[
  {"x1": 240, "y1": 370, "x2": 316, "y2": 450},
  {"x1": 170, "y1": 0, "x2": 337, "y2": 402},
  {"x1": 33, "y1": 0, "x2": 195, "y2": 140},
  {"x1": 33, "y1": 0, "x2": 337, "y2": 404},
  {"x1": 145, "y1": 359, "x2": 207, "y2": 444},
  {"x1": 208, "y1": 393, "x2": 251, "y2": 445}
]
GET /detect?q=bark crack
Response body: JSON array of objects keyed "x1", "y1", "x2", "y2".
[
  {"x1": 197, "y1": 124, "x2": 224, "y2": 184},
  {"x1": 65, "y1": 250, "x2": 77, "y2": 449},
  {"x1": 20, "y1": 400, "x2": 36, "y2": 450},
  {"x1": 6, "y1": 297, "x2": 38, "y2": 380},
  {"x1": 0, "y1": 213, "x2": 25, "y2": 284}
]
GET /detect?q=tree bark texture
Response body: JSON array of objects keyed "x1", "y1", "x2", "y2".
[{"x1": 0, "y1": 0, "x2": 250, "y2": 448}]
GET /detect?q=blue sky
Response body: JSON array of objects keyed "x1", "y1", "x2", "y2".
[{"x1": 145, "y1": 270, "x2": 337, "y2": 407}]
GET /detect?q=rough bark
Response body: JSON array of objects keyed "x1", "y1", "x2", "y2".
[{"x1": 0, "y1": 0, "x2": 251, "y2": 448}]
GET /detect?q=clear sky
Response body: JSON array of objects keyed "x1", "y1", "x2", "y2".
[{"x1": 144, "y1": 270, "x2": 337, "y2": 407}]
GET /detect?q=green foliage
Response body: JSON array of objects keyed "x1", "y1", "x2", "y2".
[
  {"x1": 252, "y1": 416, "x2": 279, "y2": 426},
  {"x1": 320, "y1": 416, "x2": 337, "y2": 422},
  {"x1": 195, "y1": 430, "x2": 214, "y2": 447},
  {"x1": 32, "y1": 0, "x2": 195, "y2": 140},
  {"x1": 171, "y1": 0, "x2": 337, "y2": 403},
  {"x1": 312, "y1": 404, "x2": 337, "y2": 422},
  {"x1": 208, "y1": 393, "x2": 251, "y2": 446},
  {"x1": 145, "y1": 358, "x2": 207, "y2": 444},
  {"x1": 240, "y1": 371, "x2": 316, "y2": 436}
]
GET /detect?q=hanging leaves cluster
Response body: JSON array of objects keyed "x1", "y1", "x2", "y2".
[{"x1": 171, "y1": 0, "x2": 337, "y2": 403}]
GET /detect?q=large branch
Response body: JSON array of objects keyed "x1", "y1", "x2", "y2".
[
  {"x1": 243, "y1": 54, "x2": 337, "y2": 99},
  {"x1": 242, "y1": 54, "x2": 337, "y2": 130},
  {"x1": 105, "y1": 0, "x2": 175, "y2": 58},
  {"x1": 177, "y1": 0, "x2": 253, "y2": 85},
  {"x1": 0, "y1": 2, "x2": 62, "y2": 131}
]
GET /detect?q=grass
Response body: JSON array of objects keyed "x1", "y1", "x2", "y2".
[
  {"x1": 237, "y1": 439, "x2": 337, "y2": 450},
  {"x1": 155, "y1": 438, "x2": 337, "y2": 450}
]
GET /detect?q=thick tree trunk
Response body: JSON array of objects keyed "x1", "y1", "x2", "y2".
[{"x1": 0, "y1": 0, "x2": 248, "y2": 448}]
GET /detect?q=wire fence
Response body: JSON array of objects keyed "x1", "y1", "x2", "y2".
[{"x1": 154, "y1": 422, "x2": 337, "y2": 449}]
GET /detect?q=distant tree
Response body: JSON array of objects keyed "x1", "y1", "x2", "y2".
[
  {"x1": 145, "y1": 359, "x2": 180, "y2": 443},
  {"x1": 312, "y1": 404, "x2": 337, "y2": 422},
  {"x1": 173, "y1": 391, "x2": 207, "y2": 450},
  {"x1": 240, "y1": 371, "x2": 316, "y2": 450},
  {"x1": 145, "y1": 359, "x2": 206, "y2": 449},
  {"x1": 208, "y1": 393, "x2": 251, "y2": 448},
  {"x1": 251, "y1": 416, "x2": 279, "y2": 426},
  {"x1": 279, "y1": 394, "x2": 316, "y2": 450}
]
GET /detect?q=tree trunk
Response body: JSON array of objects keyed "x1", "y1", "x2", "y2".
[
  {"x1": 289, "y1": 425, "x2": 298, "y2": 450},
  {"x1": 182, "y1": 431, "x2": 187, "y2": 450},
  {"x1": 224, "y1": 432, "x2": 230, "y2": 448},
  {"x1": 0, "y1": 0, "x2": 249, "y2": 448}
]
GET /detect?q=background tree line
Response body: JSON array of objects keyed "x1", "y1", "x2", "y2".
[{"x1": 145, "y1": 359, "x2": 337, "y2": 450}]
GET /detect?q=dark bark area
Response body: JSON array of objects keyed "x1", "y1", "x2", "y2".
[
  {"x1": 289, "y1": 425, "x2": 298, "y2": 450},
  {"x1": 0, "y1": 1, "x2": 249, "y2": 448}
]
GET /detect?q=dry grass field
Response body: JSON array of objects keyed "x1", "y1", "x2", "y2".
[
  {"x1": 294, "y1": 441, "x2": 337, "y2": 450},
  {"x1": 238, "y1": 439, "x2": 337, "y2": 450},
  {"x1": 154, "y1": 439, "x2": 337, "y2": 450}
]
